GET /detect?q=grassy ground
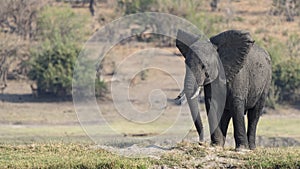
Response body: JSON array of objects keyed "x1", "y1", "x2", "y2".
[
  {"x1": 0, "y1": 111, "x2": 299, "y2": 168},
  {"x1": 0, "y1": 142, "x2": 299, "y2": 168},
  {"x1": 1, "y1": 110, "x2": 299, "y2": 144}
]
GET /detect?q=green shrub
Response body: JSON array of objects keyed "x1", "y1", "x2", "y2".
[
  {"x1": 95, "y1": 78, "x2": 108, "y2": 98},
  {"x1": 186, "y1": 12, "x2": 223, "y2": 37},
  {"x1": 261, "y1": 36, "x2": 300, "y2": 106},
  {"x1": 117, "y1": 0, "x2": 155, "y2": 14},
  {"x1": 29, "y1": 40, "x2": 78, "y2": 96},
  {"x1": 265, "y1": 82, "x2": 279, "y2": 109},
  {"x1": 156, "y1": 0, "x2": 203, "y2": 17},
  {"x1": 273, "y1": 58, "x2": 300, "y2": 102},
  {"x1": 72, "y1": 56, "x2": 108, "y2": 98},
  {"x1": 35, "y1": 6, "x2": 88, "y2": 43},
  {"x1": 287, "y1": 33, "x2": 300, "y2": 58},
  {"x1": 259, "y1": 36, "x2": 287, "y2": 66},
  {"x1": 258, "y1": 37, "x2": 283, "y2": 106},
  {"x1": 29, "y1": 6, "x2": 107, "y2": 97}
]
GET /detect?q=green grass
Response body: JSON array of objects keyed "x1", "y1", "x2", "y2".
[
  {"x1": 245, "y1": 148, "x2": 300, "y2": 168},
  {"x1": 0, "y1": 143, "x2": 151, "y2": 169},
  {"x1": 258, "y1": 116, "x2": 300, "y2": 139},
  {"x1": 0, "y1": 143, "x2": 299, "y2": 169},
  {"x1": 219, "y1": 147, "x2": 300, "y2": 168}
]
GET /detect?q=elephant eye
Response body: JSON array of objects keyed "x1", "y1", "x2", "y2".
[
  {"x1": 201, "y1": 64, "x2": 205, "y2": 69},
  {"x1": 205, "y1": 72, "x2": 209, "y2": 78}
]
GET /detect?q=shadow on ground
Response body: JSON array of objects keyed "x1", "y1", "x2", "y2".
[{"x1": 0, "y1": 93, "x2": 72, "y2": 103}]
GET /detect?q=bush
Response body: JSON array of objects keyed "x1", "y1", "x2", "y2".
[
  {"x1": 265, "y1": 82, "x2": 280, "y2": 109},
  {"x1": 186, "y1": 12, "x2": 223, "y2": 37},
  {"x1": 262, "y1": 35, "x2": 300, "y2": 106},
  {"x1": 117, "y1": 0, "x2": 155, "y2": 14},
  {"x1": 95, "y1": 78, "x2": 108, "y2": 98},
  {"x1": 35, "y1": 6, "x2": 88, "y2": 43},
  {"x1": 273, "y1": 58, "x2": 300, "y2": 102},
  {"x1": 29, "y1": 40, "x2": 79, "y2": 96},
  {"x1": 287, "y1": 33, "x2": 300, "y2": 58},
  {"x1": 29, "y1": 6, "x2": 107, "y2": 97},
  {"x1": 267, "y1": 40, "x2": 286, "y2": 66},
  {"x1": 156, "y1": 0, "x2": 203, "y2": 17}
]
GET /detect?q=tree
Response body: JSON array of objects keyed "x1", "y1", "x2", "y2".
[{"x1": 0, "y1": 0, "x2": 47, "y2": 91}]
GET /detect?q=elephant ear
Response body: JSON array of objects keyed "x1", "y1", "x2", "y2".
[
  {"x1": 190, "y1": 40, "x2": 220, "y2": 84},
  {"x1": 176, "y1": 29, "x2": 200, "y2": 57},
  {"x1": 210, "y1": 30, "x2": 254, "y2": 82}
]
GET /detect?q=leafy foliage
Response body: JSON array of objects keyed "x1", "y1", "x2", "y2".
[
  {"x1": 117, "y1": 0, "x2": 155, "y2": 14},
  {"x1": 273, "y1": 58, "x2": 300, "y2": 102},
  {"x1": 35, "y1": 6, "x2": 87, "y2": 43},
  {"x1": 95, "y1": 78, "x2": 108, "y2": 97},
  {"x1": 259, "y1": 35, "x2": 300, "y2": 106},
  {"x1": 287, "y1": 33, "x2": 300, "y2": 58},
  {"x1": 186, "y1": 11, "x2": 223, "y2": 37},
  {"x1": 29, "y1": 6, "x2": 106, "y2": 97},
  {"x1": 29, "y1": 40, "x2": 79, "y2": 96}
]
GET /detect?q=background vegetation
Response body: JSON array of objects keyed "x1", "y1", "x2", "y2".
[
  {"x1": 1, "y1": 0, "x2": 299, "y2": 104},
  {"x1": 28, "y1": 6, "x2": 83, "y2": 96},
  {"x1": 116, "y1": 0, "x2": 300, "y2": 107}
]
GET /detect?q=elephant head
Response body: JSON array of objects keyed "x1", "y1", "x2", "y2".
[
  {"x1": 176, "y1": 30, "x2": 220, "y2": 100},
  {"x1": 177, "y1": 29, "x2": 254, "y2": 99},
  {"x1": 176, "y1": 29, "x2": 254, "y2": 142}
]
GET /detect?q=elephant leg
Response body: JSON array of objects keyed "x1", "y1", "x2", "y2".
[
  {"x1": 232, "y1": 97, "x2": 248, "y2": 150},
  {"x1": 193, "y1": 110, "x2": 204, "y2": 142},
  {"x1": 185, "y1": 88, "x2": 204, "y2": 142},
  {"x1": 187, "y1": 96, "x2": 204, "y2": 142},
  {"x1": 247, "y1": 94, "x2": 266, "y2": 150},
  {"x1": 220, "y1": 110, "x2": 231, "y2": 146},
  {"x1": 184, "y1": 65, "x2": 204, "y2": 142},
  {"x1": 204, "y1": 84, "x2": 223, "y2": 146}
]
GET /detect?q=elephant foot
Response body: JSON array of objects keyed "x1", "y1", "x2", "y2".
[
  {"x1": 196, "y1": 136, "x2": 205, "y2": 147},
  {"x1": 198, "y1": 141, "x2": 208, "y2": 147},
  {"x1": 210, "y1": 139, "x2": 225, "y2": 148},
  {"x1": 249, "y1": 144, "x2": 256, "y2": 150},
  {"x1": 235, "y1": 144, "x2": 250, "y2": 152},
  {"x1": 210, "y1": 142, "x2": 224, "y2": 149},
  {"x1": 208, "y1": 144, "x2": 224, "y2": 151}
]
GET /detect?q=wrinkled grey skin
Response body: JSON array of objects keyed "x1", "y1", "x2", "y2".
[{"x1": 176, "y1": 30, "x2": 272, "y2": 150}]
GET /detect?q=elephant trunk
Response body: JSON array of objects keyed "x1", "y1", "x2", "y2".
[{"x1": 184, "y1": 67, "x2": 204, "y2": 141}]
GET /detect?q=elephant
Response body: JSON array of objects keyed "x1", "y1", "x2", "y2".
[{"x1": 176, "y1": 29, "x2": 272, "y2": 150}]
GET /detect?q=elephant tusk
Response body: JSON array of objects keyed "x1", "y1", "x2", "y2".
[{"x1": 190, "y1": 86, "x2": 202, "y2": 99}]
